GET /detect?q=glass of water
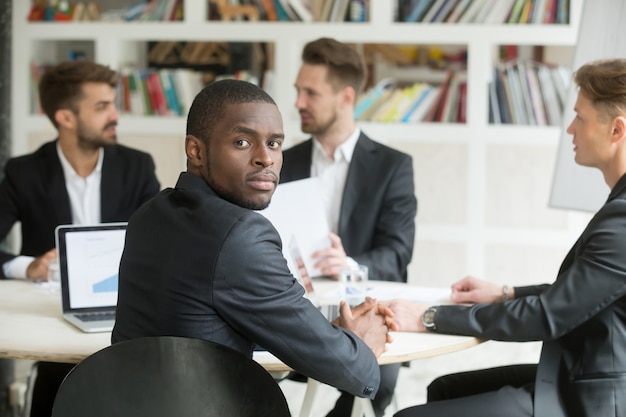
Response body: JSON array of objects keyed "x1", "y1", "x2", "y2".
[{"x1": 338, "y1": 264, "x2": 368, "y2": 306}]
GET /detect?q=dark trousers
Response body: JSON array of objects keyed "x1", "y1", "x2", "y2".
[
  {"x1": 30, "y1": 362, "x2": 75, "y2": 417},
  {"x1": 395, "y1": 364, "x2": 537, "y2": 417},
  {"x1": 326, "y1": 363, "x2": 402, "y2": 417}
]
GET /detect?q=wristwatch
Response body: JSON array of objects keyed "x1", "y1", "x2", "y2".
[{"x1": 422, "y1": 306, "x2": 438, "y2": 331}]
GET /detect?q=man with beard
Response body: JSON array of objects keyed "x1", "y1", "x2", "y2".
[
  {"x1": 112, "y1": 79, "x2": 395, "y2": 403},
  {"x1": 0, "y1": 60, "x2": 159, "y2": 416},
  {"x1": 280, "y1": 37, "x2": 418, "y2": 417}
]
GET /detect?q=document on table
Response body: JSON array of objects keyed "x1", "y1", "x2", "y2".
[{"x1": 258, "y1": 178, "x2": 330, "y2": 279}]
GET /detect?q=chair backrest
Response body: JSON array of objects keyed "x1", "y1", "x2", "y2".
[{"x1": 51, "y1": 336, "x2": 291, "y2": 417}]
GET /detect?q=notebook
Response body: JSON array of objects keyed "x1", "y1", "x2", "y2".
[{"x1": 55, "y1": 223, "x2": 127, "y2": 333}]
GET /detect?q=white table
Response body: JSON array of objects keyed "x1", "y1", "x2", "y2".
[{"x1": 0, "y1": 279, "x2": 481, "y2": 417}]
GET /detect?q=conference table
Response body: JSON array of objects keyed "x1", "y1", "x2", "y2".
[{"x1": 0, "y1": 279, "x2": 481, "y2": 417}]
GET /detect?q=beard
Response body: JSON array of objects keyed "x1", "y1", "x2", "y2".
[
  {"x1": 76, "y1": 120, "x2": 117, "y2": 150},
  {"x1": 300, "y1": 111, "x2": 337, "y2": 135}
]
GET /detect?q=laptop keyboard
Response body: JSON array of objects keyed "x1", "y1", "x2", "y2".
[{"x1": 75, "y1": 312, "x2": 116, "y2": 322}]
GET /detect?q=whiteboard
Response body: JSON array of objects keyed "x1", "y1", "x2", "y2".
[{"x1": 549, "y1": 0, "x2": 626, "y2": 212}]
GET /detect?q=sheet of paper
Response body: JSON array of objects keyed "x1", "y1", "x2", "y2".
[{"x1": 257, "y1": 178, "x2": 330, "y2": 279}]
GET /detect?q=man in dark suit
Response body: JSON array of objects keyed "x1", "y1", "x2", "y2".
[
  {"x1": 112, "y1": 79, "x2": 396, "y2": 400},
  {"x1": 387, "y1": 58, "x2": 626, "y2": 417},
  {"x1": 280, "y1": 38, "x2": 417, "y2": 417},
  {"x1": 0, "y1": 60, "x2": 159, "y2": 417}
]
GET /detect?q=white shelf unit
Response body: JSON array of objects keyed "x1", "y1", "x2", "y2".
[{"x1": 11, "y1": 0, "x2": 590, "y2": 288}]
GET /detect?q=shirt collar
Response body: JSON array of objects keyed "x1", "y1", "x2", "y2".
[
  {"x1": 312, "y1": 127, "x2": 361, "y2": 163},
  {"x1": 56, "y1": 141, "x2": 104, "y2": 178}
]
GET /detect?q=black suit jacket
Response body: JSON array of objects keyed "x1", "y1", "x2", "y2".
[
  {"x1": 112, "y1": 172, "x2": 381, "y2": 399},
  {"x1": 0, "y1": 140, "x2": 160, "y2": 277},
  {"x1": 434, "y1": 173, "x2": 626, "y2": 417},
  {"x1": 280, "y1": 133, "x2": 417, "y2": 282}
]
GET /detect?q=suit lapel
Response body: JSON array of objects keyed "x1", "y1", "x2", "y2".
[{"x1": 100, "y1": 146, "x2": 120, "y2": 222}]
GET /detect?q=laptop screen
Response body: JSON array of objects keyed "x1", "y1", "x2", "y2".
[{"x1": 56, "y1": 223, "x2": 127, "y2": 312}]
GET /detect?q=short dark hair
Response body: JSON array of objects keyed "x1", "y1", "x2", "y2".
[
  {"x1": 186, "y1": 79, "x2": 277, "y2": 143},
  {"x1": 38, "y1": 60, "x2": 118, "y2": 128},
  {"x1": 302, "y1": 37, "x2": 366, "y2": 94},
  {"x1": 574, "y1": 58, "x2": 626, "y2": 121}
]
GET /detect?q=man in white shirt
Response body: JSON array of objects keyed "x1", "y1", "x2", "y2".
[
  {"x1": 280, "y1": 37, "x2": 418, "y2": 417},
  {"x1": 0, "y1": 60, "x2": 159, "y2": 416}
]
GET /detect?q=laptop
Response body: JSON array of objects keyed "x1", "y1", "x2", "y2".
[{"x1": 55, "y1": 223, "x2": 127, "y2": 333}]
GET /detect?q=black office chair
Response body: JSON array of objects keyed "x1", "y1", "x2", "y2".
[{"x1": 51, "y1": 336, "x2": 291, "y2": 417}]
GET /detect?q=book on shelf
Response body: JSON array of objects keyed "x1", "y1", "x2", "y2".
[
  {"x1": 309, "y1": 0, "x2": 325, "y2": 20},
  {"x1": 456, "y1": 80, "x2": 467, "y2": 123},
  {"x1": 420, "y1": 0, "x2": 447, "y2": 22},
  {"x1": 288, "y1": 0, "x2": 314, "y2": 21},
  {"x1": 431, "y1": 0, "x2": 459, "y2": 23},
  {"x1": 456, "y1": 0, "x2": 487, "y2": 22},
  {"x1": 484, "y1": 0, "x2": 515, "y2": 24},
  {"x1": 473, "y1": 0, "x2": 497, "y2": 23},
  {"x1": 424, "y1": 68, "x2": 453, "y2": 122},
  {"x1": 354, "y1": 78, "x2": 396, "y2": 119},
  {"x1": 445, "y1": 0, "x2": 472, "y2": 22},
  {"x1": 525, "y1": 63, "x2": 548, "y2": 125},
  {"x1": 531, "y1": 0, "x2": 548, "y2": 23},
  {"x1": 329, "y1": 0, "x2": 350, "y2": 21},
  {"x1": 320, "y1": 0, "x2": 335, "y2": 21},
  {"x1": 403, "y1": 0, "x2": 435, "y2": 22},
  {"x1": 405, "y1": 87, "x2": 440, "y2": 122},
  {"x1": 515, "y1": 61, "x2": 537, "y2": 125},
  {"x1": 387, "y1": 83, "x2": 429, "y2": 122},
  {"x1": 536, "y1": 65, "x2": 561, "y2": 125},
  {"x1": 507, "y1": 0, "x2": 526, "y2": 23},
  {"x1": 489, "y1": 59, "x2": 570, "y2": 126}
]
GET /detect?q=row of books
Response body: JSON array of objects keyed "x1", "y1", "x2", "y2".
[
  {"x1": 27, "y1": 0, "x2": 184, "y2": 22},
  {"x1": 355, "y1": 69, "x2": 467, "y2": 123},
  {"x1": 398, "y1": 0, "x2": 570, "y2": 24},
  {"x1": 213, "y1": 0, "x2": 368, "y2": 22},
  {"x1": 100, "y1": 0, "x2": 184, "y2": 22},
  {"x1": 489, "y1": 59, "x2": 571, "y2": 126},
  {"x1": 29, "y1": 62, "x2": 261, "y2": 117}
]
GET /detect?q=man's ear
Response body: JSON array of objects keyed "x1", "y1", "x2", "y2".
[
  {"x1": 54, "y1": 109, "x2": 75, "y2": 130},
  {"x1": 185, "y1": 135, "x2": 204, "y2": 167},
  {"x1": 612, "y1": 116, "x2": 626, "y2": 144}
]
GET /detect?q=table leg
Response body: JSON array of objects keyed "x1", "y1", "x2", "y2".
[
  {"x1": 298, "y1": 378, "x2": 321, "y2": 417},
  {"x1": 351, "y1": 397, "x2": 376, "y2": 417}
]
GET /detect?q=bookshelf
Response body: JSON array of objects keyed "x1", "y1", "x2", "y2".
[{"x1": 12, "y1": 0, "x2": 589, "y2": 289}]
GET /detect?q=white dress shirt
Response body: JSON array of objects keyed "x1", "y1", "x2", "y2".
[{"x1": 311, "y1": 127, "x2": 360, "y2": 234}]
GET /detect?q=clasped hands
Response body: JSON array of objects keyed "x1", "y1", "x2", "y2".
[{"x1": 332, "y1": 296, "x2": 398, "y2": 357}]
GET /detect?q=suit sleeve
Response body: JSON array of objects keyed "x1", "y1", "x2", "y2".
[
  {"x1": 433, "y1": 199, "x2": 626, "y2": 342},
  {"x1": 0, "y1": 161, "x2": 23, "y2": 275},
  {"x1": 212, "y1": 212, "x2": 381, "y2": 399},
  {"x1": 352, "y1": 153, "x2": 417, "y2": 282}
]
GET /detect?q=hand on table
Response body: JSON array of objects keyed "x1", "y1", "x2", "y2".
[
  {"x1": 450, "y1": 275, "x2": 509, "y2": 304},
  {"x1": 26, "y1": 249, "x2": 57, "y2": 282},
  {"x1": 333, "y1": 296, "x2": 398, "y2": 357},
  {"x1": 380, "y1": 299, "x2": 429, "y2": 332},
  {"x1": 312, "y1": 233, "x2": 348, "y2": 280}
]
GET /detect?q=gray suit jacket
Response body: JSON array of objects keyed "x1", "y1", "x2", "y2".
[
  {"x1": 112, "y1": 172, "x2": 381, "y2": 399},
  {"x1": 0, "y1": 140, "x2": 160, "y2": 278},
  {"x1": 280, "y1": 133, "x2": 417, "y2": 282},
  {"x1": 433, "y1": 173, "x2": 626, "y2": 417}
]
